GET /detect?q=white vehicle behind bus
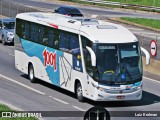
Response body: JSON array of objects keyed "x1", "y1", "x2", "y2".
[{"x1": 15, "y1": 12, "x2": 150, "y2": 102}]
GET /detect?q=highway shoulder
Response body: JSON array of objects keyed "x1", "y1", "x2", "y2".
[{"x1": 144, "y1": 71, "x2": 160, "y2": 83}]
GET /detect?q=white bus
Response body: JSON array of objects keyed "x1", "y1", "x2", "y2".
[{"x1": 15, "y1": 12, "x2": 150, "y2": 102}]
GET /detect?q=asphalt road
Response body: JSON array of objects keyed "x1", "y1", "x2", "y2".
[{"x1": 0, "y1": 42, "x2": 160, "y2": 120}]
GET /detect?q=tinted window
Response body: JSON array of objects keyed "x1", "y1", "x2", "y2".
[
  {"x1": 16, "y1": 19, "x2": 80, "y2": 53},
  {"x1": 24, "y1": 22, "x2": 30, "y2": 39},
  {"x1": 58, "y1": 8, "x2": 66, "y2": 14},
  {"x1": 30, "y1": 24, "x2": 38, "y2": 42},
  {"x1": 4, "y1": 21, "x2": 15, "y2": 29}
]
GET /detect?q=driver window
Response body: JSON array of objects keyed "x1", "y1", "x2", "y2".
[{"x1": 81, "y1": 36, "x2": 93, "y2": 76}]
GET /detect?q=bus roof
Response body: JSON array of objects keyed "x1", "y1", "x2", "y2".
[{"x1": 16, "y1": 12, "x2": 138, "y2": 44}]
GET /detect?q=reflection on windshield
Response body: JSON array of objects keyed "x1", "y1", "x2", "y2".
[
  {"x1": 93, "y1": 42, "x2": 142, "y2": 85},
  {"x1": 4, "y1": 22, "x2": 15, "y2": 29}
]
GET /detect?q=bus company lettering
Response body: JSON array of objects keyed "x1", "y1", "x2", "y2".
[{"x1": 43, "y1": 49, "x2": 57, "y2": 72}]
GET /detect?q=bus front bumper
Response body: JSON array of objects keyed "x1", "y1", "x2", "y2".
[{"x1": 94, "y1": 89, "x2": 142, "y2": 101}]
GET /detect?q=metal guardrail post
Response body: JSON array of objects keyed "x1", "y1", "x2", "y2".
[
  {"x1": 9, "y1": 2, "x2": 10, "y2": 17},
  {"x1": 17, "y1": 4, "x2": 19, "y2": 15},
  {"x1": 0, "y1": 0, "x2": 2, "y2": 16}
]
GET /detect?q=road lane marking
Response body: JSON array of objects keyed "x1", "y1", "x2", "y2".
[
  {"x1": 143, "y1": 76, "x2": 160, "y2": 84},
  {"x1": 9, "y1": 54, "x2": 15, "y2": 57},
  {"x1": 49, "y1": 96, "x2": 69, "y2": 105},
  {"x1": 0, "y1": 74, "x2": 46, "y2": 95},
  {"x1": 72, "y1": 105, "x2": 86, "y2": 111}
]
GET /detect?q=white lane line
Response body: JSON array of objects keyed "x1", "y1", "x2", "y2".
[
  {"x1": 9, "y1": 54, "x2": 15, "y2": 57},
  {"x1": 143, "y1": 76, "x2": 160, "y2": 84},
  {"x1": 0, "y1": 74, "x2": 46, "y2": 95},
  {"x1": 49, "y1": 96, "x2": 69, "y2": 105},
  {"x1": 72, "y1": 105, "x2": 86, "y2": 111}
]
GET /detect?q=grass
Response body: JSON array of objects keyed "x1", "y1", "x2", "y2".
[
  {"x1": 104, "y1": 0, "x2": 160, "y2": 7},
  {"x1": 58, "y1": 0, "x2": 160, "y2": 7},
  {"x1": 0, "y1": 104, "x2": 38, "y2": 120},
  {"x1": 56, "y1": 0, "x2": 160, "y2": 12},
  {"x1": 120, "y1": 17, "x2": 160, "y2": 29}
]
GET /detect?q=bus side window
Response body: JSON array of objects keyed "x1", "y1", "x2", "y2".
[
  {"x1": 53, "y1": 31, "x2": 59, "y2": 49},
  {"x1": 30, "y1": 24, "x2": 37, "y2": 42},
  {"x1": 48, "y1": 29, "x2": 54, "y2": 47},
  {"x1": 59, "y1": 32, "x2": 69, "y2": 52},
  {"x1": 42, "y1": 27, "x2": 49, "y2": 46},
  {"x1": 16, "y1": 19, "x2": 24, "y2": 38},
  {"x1": 69, "y1": 35, "x2": 80, "y2": 56},
  {"x1": 24, "y1": 22, "x2": 30, "y2": 40},
  {"x1": 39, "y1": 26, "x2": 44, "y2": 44}
]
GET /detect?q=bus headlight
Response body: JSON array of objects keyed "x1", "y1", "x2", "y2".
[
  {"x1": 97, "y1": 87, "x2": 105, "y2": 92},
  {"x1": 137, "y1": 84, "x2": 142, "y2": 90},
  {"x1": 91, "y1": 82, "x2": 105, "y2": 92},
  {"x1": 134, "y1": 84, "x2": 142, "y2": 91}
]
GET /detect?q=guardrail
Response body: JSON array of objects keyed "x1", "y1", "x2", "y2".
[
  {"x1": 79, "y1": 0, "x2": 160, "y2": 12},
  {"x1": 0, "y1": 0, "x2": 40, "y2": 17}
]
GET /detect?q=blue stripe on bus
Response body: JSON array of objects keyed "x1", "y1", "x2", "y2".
[{"x1": 21, "y1": 38, "x2": 63, "y2": 87}]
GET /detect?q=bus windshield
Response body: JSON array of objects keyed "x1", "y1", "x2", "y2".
[{"x1": 92, "y1": 42, "x2": 142, "y2": 85}]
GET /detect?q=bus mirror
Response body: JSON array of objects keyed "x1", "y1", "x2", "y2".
[
  {"x1": 86, "y1": 46, "x2": 96, "y2": 67},
  {"x1": 140, "y1": 47, "x2": 150, "y2": 65}
]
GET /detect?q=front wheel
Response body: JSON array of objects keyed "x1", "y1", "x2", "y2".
[
  {"x1": 28, "y1": 64, "x2": 36, "y2": 83},
  {"x1": 76, "y1": 82, "x2": 84, "y2": 102}
]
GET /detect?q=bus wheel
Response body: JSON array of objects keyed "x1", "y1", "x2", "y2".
[
  {"x1": 28, "y1": 64, "x2": 36, "y2": 83},
  {"x1": 76, "y1": 82, "x2": 84, "y2": 102}
]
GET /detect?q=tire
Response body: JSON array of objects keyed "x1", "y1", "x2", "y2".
[
  {"x1": 2, "y1": 36, "x2": 6, "y2": 45},
  {"x1": 28, "y1": 64, "x2": 36, "y2": 83},
  {"x1": 76, "y1": 82, "x2": 84, "y2": 102}
]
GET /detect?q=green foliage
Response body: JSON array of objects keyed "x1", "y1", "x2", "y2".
[
  {"x1": 105, "y1": 0, "x2": 160, "y2": 7},
  {"x1": 120, "y1": 17, "x2": 160, "y2": 29}
]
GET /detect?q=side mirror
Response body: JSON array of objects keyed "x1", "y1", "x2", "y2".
[
  {"x1": 54, "y1": 9, "x2": 57, "y2": 13},
  {"x1": 86, "y1": 46, "x2": 96, "y2": 67},
  {"x1": 141, "y1": 47, "x2": 150, "y2": 65}
]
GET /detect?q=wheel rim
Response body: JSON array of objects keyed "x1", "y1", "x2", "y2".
[
  {"x1": 29, "y1": 68, "x2": 34, "y2": 80},
  {"x1": 77, "y1": 85, "x2": 82, "y2": 97}
]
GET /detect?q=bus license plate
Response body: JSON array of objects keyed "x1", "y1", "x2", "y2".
[{"x1": 117, "y1": 96, "x2": 125, "y2": 99}]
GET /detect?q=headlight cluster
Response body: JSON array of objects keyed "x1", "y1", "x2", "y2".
[{"x1": 91, "y1": 82, "x2": 105, "y2": 92}]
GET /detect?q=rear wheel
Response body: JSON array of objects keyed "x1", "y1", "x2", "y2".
[
  {"x1": 76, "y1": 82, "x2": 84, "y2": 102},
  {"x1": 2, "y1": 36, "x2": 6, "y2": 45},
  {"x1": 28, "y1": 64, "x2": 36, "y2": 83}
]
